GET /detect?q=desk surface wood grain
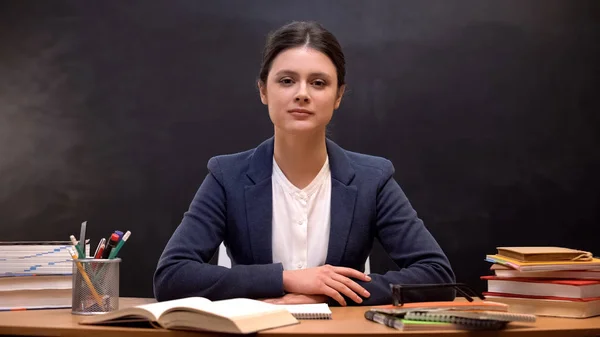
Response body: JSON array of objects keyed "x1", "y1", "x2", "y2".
[{"x1": 0, "y1": 298, "x2": 599, "y2": 337}]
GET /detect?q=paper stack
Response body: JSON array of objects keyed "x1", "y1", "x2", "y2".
[{"x1": 0, "y1": 241, "x2": 86, "y2": 310}]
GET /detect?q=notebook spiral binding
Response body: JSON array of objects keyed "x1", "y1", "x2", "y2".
[
  {"x1": 292, "y1": 312, "x2": 332, "y2": 320},
  {"x1": 405, "y1": 312, "x2": 507, "y2": 330},
  {"x1": 416, "y1": 310, "x2": 536, "y2": 323}
]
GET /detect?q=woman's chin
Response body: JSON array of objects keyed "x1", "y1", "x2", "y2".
[{"x1": 278, "y1": 123, "x2": 324, "y2": 136}]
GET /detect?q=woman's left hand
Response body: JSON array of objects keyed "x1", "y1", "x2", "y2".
[{"x1": 261, "y1": 293, "x2": 328, "y2": 305}]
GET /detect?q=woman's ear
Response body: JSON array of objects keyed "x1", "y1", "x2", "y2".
[
  {"x1": 334, "y1": 84, "x2": 346, "y2": 110},
  {"x1": 258, "y1": 81, "x2": 268, "y2": 105}
]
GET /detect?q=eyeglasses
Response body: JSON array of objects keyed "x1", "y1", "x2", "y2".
[{"x1": 390, "y1": 283, "x2": 486, "y2": 306}]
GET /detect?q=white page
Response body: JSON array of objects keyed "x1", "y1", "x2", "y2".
[
  {"x1": 203, "y1": 298, "x2": 281, "y2": 318},
  {"x1": 279, "y1": 303, "x2": 331, "y2": 315},
  {"x1": 137, "y1": 297, "x2": 212, "y2": 320}
]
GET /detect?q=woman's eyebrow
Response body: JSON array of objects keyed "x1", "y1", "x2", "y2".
[
  {"x1": 274, "y1": 70, "x2": 332, "y2": 80},
  {"x1": 274, "y1": 70, "x2": 295, "y2": 76},
  {"x1": 310, "y1": 72, "x2": 332, "y2": 80}
]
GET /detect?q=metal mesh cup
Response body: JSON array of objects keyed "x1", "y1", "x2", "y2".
[{"x1": 71, "y1": 258, "x2": 120, "y2": 315}]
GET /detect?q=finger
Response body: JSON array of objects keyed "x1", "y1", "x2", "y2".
[
  {"x1": 331, "y1": 266, "x2": 371, "y2": 281},
  {"x1": 325, "y1": 278, "x2": 362, "y2": 304},
  {"x1": 322, "y1": 286, "x2": 346, "y2": 306},
  {"x1": 285, "y1": 295, "x2": 320, "y2": 305},
  {"x1": 331, "y1": 273, "x2": 371, "y2": 299},
  {"x1": 285, "y1": 297, "x2": 305, "y2": 305},
  {"x1": 262, "y1": 298, "x2": 280, "y2": 304}
]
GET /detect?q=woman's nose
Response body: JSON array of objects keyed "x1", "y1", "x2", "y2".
[{"x1": 294, "y1": 83, "x2": 310, "y2": 103}]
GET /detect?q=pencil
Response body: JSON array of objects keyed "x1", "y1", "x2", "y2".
[
  {"x1": 70, "y1": 235, "x2": 85, "y2": 259},
  {"x1": 67, "y1": 247, "x2": 104, "y2": 308}
]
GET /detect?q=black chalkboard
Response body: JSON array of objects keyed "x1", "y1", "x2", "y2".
[{"x1": 0, "y1": 0, "x2": 598, "y2": 298}]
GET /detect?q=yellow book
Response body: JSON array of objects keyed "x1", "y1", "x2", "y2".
[
  {"x1": 496, "y1": 247, "x2": 593, "y2": 262},
  {"x1": 485, "y1": 254, "x2": 600, "y2": 272}
]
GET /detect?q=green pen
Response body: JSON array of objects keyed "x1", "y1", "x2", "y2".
[{"x1": 108, "y1": 230, "x2": 131, "y2": 259}]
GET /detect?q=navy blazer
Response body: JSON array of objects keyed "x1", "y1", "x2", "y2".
[{"x1": 154, "y1": 138, "x2": 455, "y2": 305}]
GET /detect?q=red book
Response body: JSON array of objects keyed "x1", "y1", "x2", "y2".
[{"x1": 491, "y1": 264, "x2": 600, "y2": 279}]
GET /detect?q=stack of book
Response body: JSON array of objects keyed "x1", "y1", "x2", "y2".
[
  {"x1": 0, "y1": 241, "x2": 87, "y2": 310},
  {"x1": 482, "y1": 246, "x2": 600, "y2": 318}
]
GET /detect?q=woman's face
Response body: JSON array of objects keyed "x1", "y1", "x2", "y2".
[{"x1": 259, "y1": 46, "x2": 345, "y2": 136}]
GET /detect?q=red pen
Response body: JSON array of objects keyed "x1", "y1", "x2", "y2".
[
  {"x1": 94, "y1": 243, "x2": 105, "y2": 259},
  {"x1": 91, "y1": 242, "x2": 106, "y2": 272},
  {"x1": 93, "y1": 238, "x2": 106, "y2": 258}
]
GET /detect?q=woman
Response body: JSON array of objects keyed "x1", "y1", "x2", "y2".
[{"x1": 153, "y1": 21, "x2": 455, "y2": 306}]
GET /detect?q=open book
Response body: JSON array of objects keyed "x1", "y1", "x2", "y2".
[{"x1": 79, "y1": 297, "x2": 299, "y2": 334}]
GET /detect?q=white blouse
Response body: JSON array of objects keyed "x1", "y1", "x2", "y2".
[{"x1": 271, "y1": 156, "x2": 331, "y2": 270}]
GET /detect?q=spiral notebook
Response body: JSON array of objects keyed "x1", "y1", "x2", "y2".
[
  {"x1": 404, "y1": 310, "x2": 536, "y2": 330},
  {"x1": 434, "y1": 310, "x2": 536, "y2": 322},
  {"x1": 403, "y1": 314, "x2": 506, "y2": 330},
  {"x1": 280, "y1": 303, "x2": 332, "y2": 320}
]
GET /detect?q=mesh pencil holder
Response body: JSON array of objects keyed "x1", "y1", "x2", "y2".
[{"x1": 71, "y1": 258, "x2": 120, "y2": 315}]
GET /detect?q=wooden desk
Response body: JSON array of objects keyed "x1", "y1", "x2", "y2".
[{"x1": 0, "y1": 298, "x2": 599, "y2": 337}]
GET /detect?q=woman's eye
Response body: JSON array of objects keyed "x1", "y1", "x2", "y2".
[
  {"x1": 313, "y1": 80, "x2": 326, "y2": 87},
  {"x1": 279, "y1": 78, "x2": 294, "y2": 85}
]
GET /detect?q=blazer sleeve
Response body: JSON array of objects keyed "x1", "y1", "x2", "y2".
[
  {"x1": 346, "y1": 161, "x2": 456, "y2": 306},
  {"x1": 153, "y1": 158, "x2": 285, "y2": 302}
]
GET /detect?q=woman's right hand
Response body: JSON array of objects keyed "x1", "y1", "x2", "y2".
[{"x1": 282, "y1": 264, "x2": 371, "y2": 306}]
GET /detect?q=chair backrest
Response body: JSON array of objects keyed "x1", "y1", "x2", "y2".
[{"x1": 217, "y1": 242, "x2": 371, "y2": 273}]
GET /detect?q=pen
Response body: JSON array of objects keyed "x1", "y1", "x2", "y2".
[
  {"x1": 91, "y1": 242, "x2": 106, "y2": 272},
  {"x1": 108, "y1": 231, "x2": 131, "y2": 259},
  {"x1": 79, "y1": 221, "x2": 87, "y2": 258},
  {"x1": 67, "y1": 247, "x2": 104, "y2": 308},
  {"x1": 93, "y1": 238, "x2": 106, "y2": 258},
  {"x1": 364, "y1": 310, "x2": 404, "y2": 330},
  {"x1": 94, "y1": 242, "x2": 106, "y2": 259},
  {"x1": 69, "y1": 235, "x2": 85, "y2": 259},
  {"x1": 101, "y1": 233, "x2": 120, "y2": 259}
]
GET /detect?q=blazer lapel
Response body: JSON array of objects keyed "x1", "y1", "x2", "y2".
[
  {"x1": 326, "y1": 180, "x2": 357, "y2": 266},
  {"x1": 325, "y1": 139, "x2": 357, "y2": 266},
  {"x1": 245, "y1": 138, "x2": 275, "y2": 264}
]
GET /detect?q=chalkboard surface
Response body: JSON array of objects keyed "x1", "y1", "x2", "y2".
[{"x1": 0, "y1": 0, "x2": 598, "y2": 298}]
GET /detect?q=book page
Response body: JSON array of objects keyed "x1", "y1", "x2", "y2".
[
  {"x1": 198, "y1": 298, "x2": 282, "y2": 319},
  {"x1": 139, "y1": 297, "x2": 212, "y2": 320},
  {"x1": 80, "y1": 297, "x2": 213, "y2": 325}
]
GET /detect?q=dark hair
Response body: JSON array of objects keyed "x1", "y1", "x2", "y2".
[{"x1": 258, "y1": 21, "x2": 346, "y2": 88}]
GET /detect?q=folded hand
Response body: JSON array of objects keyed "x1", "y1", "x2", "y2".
[
  {"x1": 282, "y1": 264, "x2": 371, "y2": 306},
  {"x1": 262, "y1": 293, "x2": 329, "y2": 305}
]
